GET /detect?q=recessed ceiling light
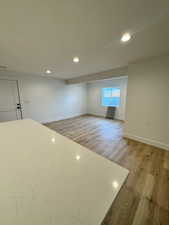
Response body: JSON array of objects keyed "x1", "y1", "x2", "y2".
[
  {"x1": 73, "y1": 57, "x2": 79, "y2": 63},
  {"x1": 46, "y1": 69, "x2": 52, "y2": 74},
  {"x1": 51, "y1": 137, "x2": 55, "y2": 143},
  {"x1": 112, "y1": 181, "x2": 119, "y2": 189},
  {"x1": 121, "y1": 33, "x2": 131, "y2": 42},
  {"x1": 76, "y1": 155, "x2": 80, "y2": 160}
]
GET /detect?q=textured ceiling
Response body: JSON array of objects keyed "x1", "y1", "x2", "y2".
[{"x1": 0, "y1": 0, "x2": 169, "y2": 79}]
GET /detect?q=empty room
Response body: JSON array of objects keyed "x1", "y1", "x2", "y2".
[{"x1": 0, "y1": 1, "x2": 169, "y2": 225}]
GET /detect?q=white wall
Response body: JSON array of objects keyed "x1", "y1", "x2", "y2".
[
  {"x1": 0, "y1": 72, "x2": 87, "y2": 123},
  {"x1": 87, "y1": 77, "x2": 128, "y2": 120},
  {"x1": 125, "y1": 55, "x2": 169, "y2": 150}
]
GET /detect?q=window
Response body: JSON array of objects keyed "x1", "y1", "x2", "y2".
[{"x1": 102, "y1": 87, "x2": 120, "y2": 107}]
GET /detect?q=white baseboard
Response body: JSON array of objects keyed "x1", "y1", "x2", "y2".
[
  {"x1": 124, "y1": 133, "x2": 169, "y2": 151},
  {"x1": 42, "y1": 113, "x2": 87, "y2": 124},
  {"x1": 87, "y1": 112, "x2": 123, "y2": 121}
]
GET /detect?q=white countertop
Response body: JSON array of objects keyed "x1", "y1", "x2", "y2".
[{"x1": 0, "y1": 119, "x2": 128, "y2": 225}]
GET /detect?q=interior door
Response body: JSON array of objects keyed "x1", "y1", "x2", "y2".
[{"x1": 0, "y1": 79, "x2": 22, "y2": 122}]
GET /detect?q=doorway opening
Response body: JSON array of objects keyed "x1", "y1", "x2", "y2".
[{"x1": 0, "y1": 79, "x2": 23, "y2": 122}]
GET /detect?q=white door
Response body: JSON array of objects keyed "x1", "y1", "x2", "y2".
[{"x1": 0, "y1": 79, "x2": 22, "y2": 122}]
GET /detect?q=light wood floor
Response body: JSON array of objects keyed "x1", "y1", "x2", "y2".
[{"x1": 45, "y1": 115, "x2": 169, "y2": 225}]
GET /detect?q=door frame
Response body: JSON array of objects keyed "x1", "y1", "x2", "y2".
[
  {"x1": 0, "y1": 78, "x2": 23, "y2": 120},
  {"x1": 16, "y1": 80, "x2": 23, "y2": 119}
]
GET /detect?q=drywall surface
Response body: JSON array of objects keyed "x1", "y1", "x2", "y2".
[
  {"x1": 87, "y1": 77, "x2": 128, "y2": 120},
  {"x1": 0, "y1": 72, "x2": 87, "y2": 123},
  {"x1": 125, "y1": 55, "x2": 169, "y2": 150}
]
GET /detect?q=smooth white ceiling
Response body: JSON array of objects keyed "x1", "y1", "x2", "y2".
[{"x1": 0, "y1": 0, "x2": 169, "y2": 79}]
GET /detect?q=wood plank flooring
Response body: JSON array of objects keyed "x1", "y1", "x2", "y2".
[{"x1": 45, "y1": 115, "x2": 169, "y2": 225}]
